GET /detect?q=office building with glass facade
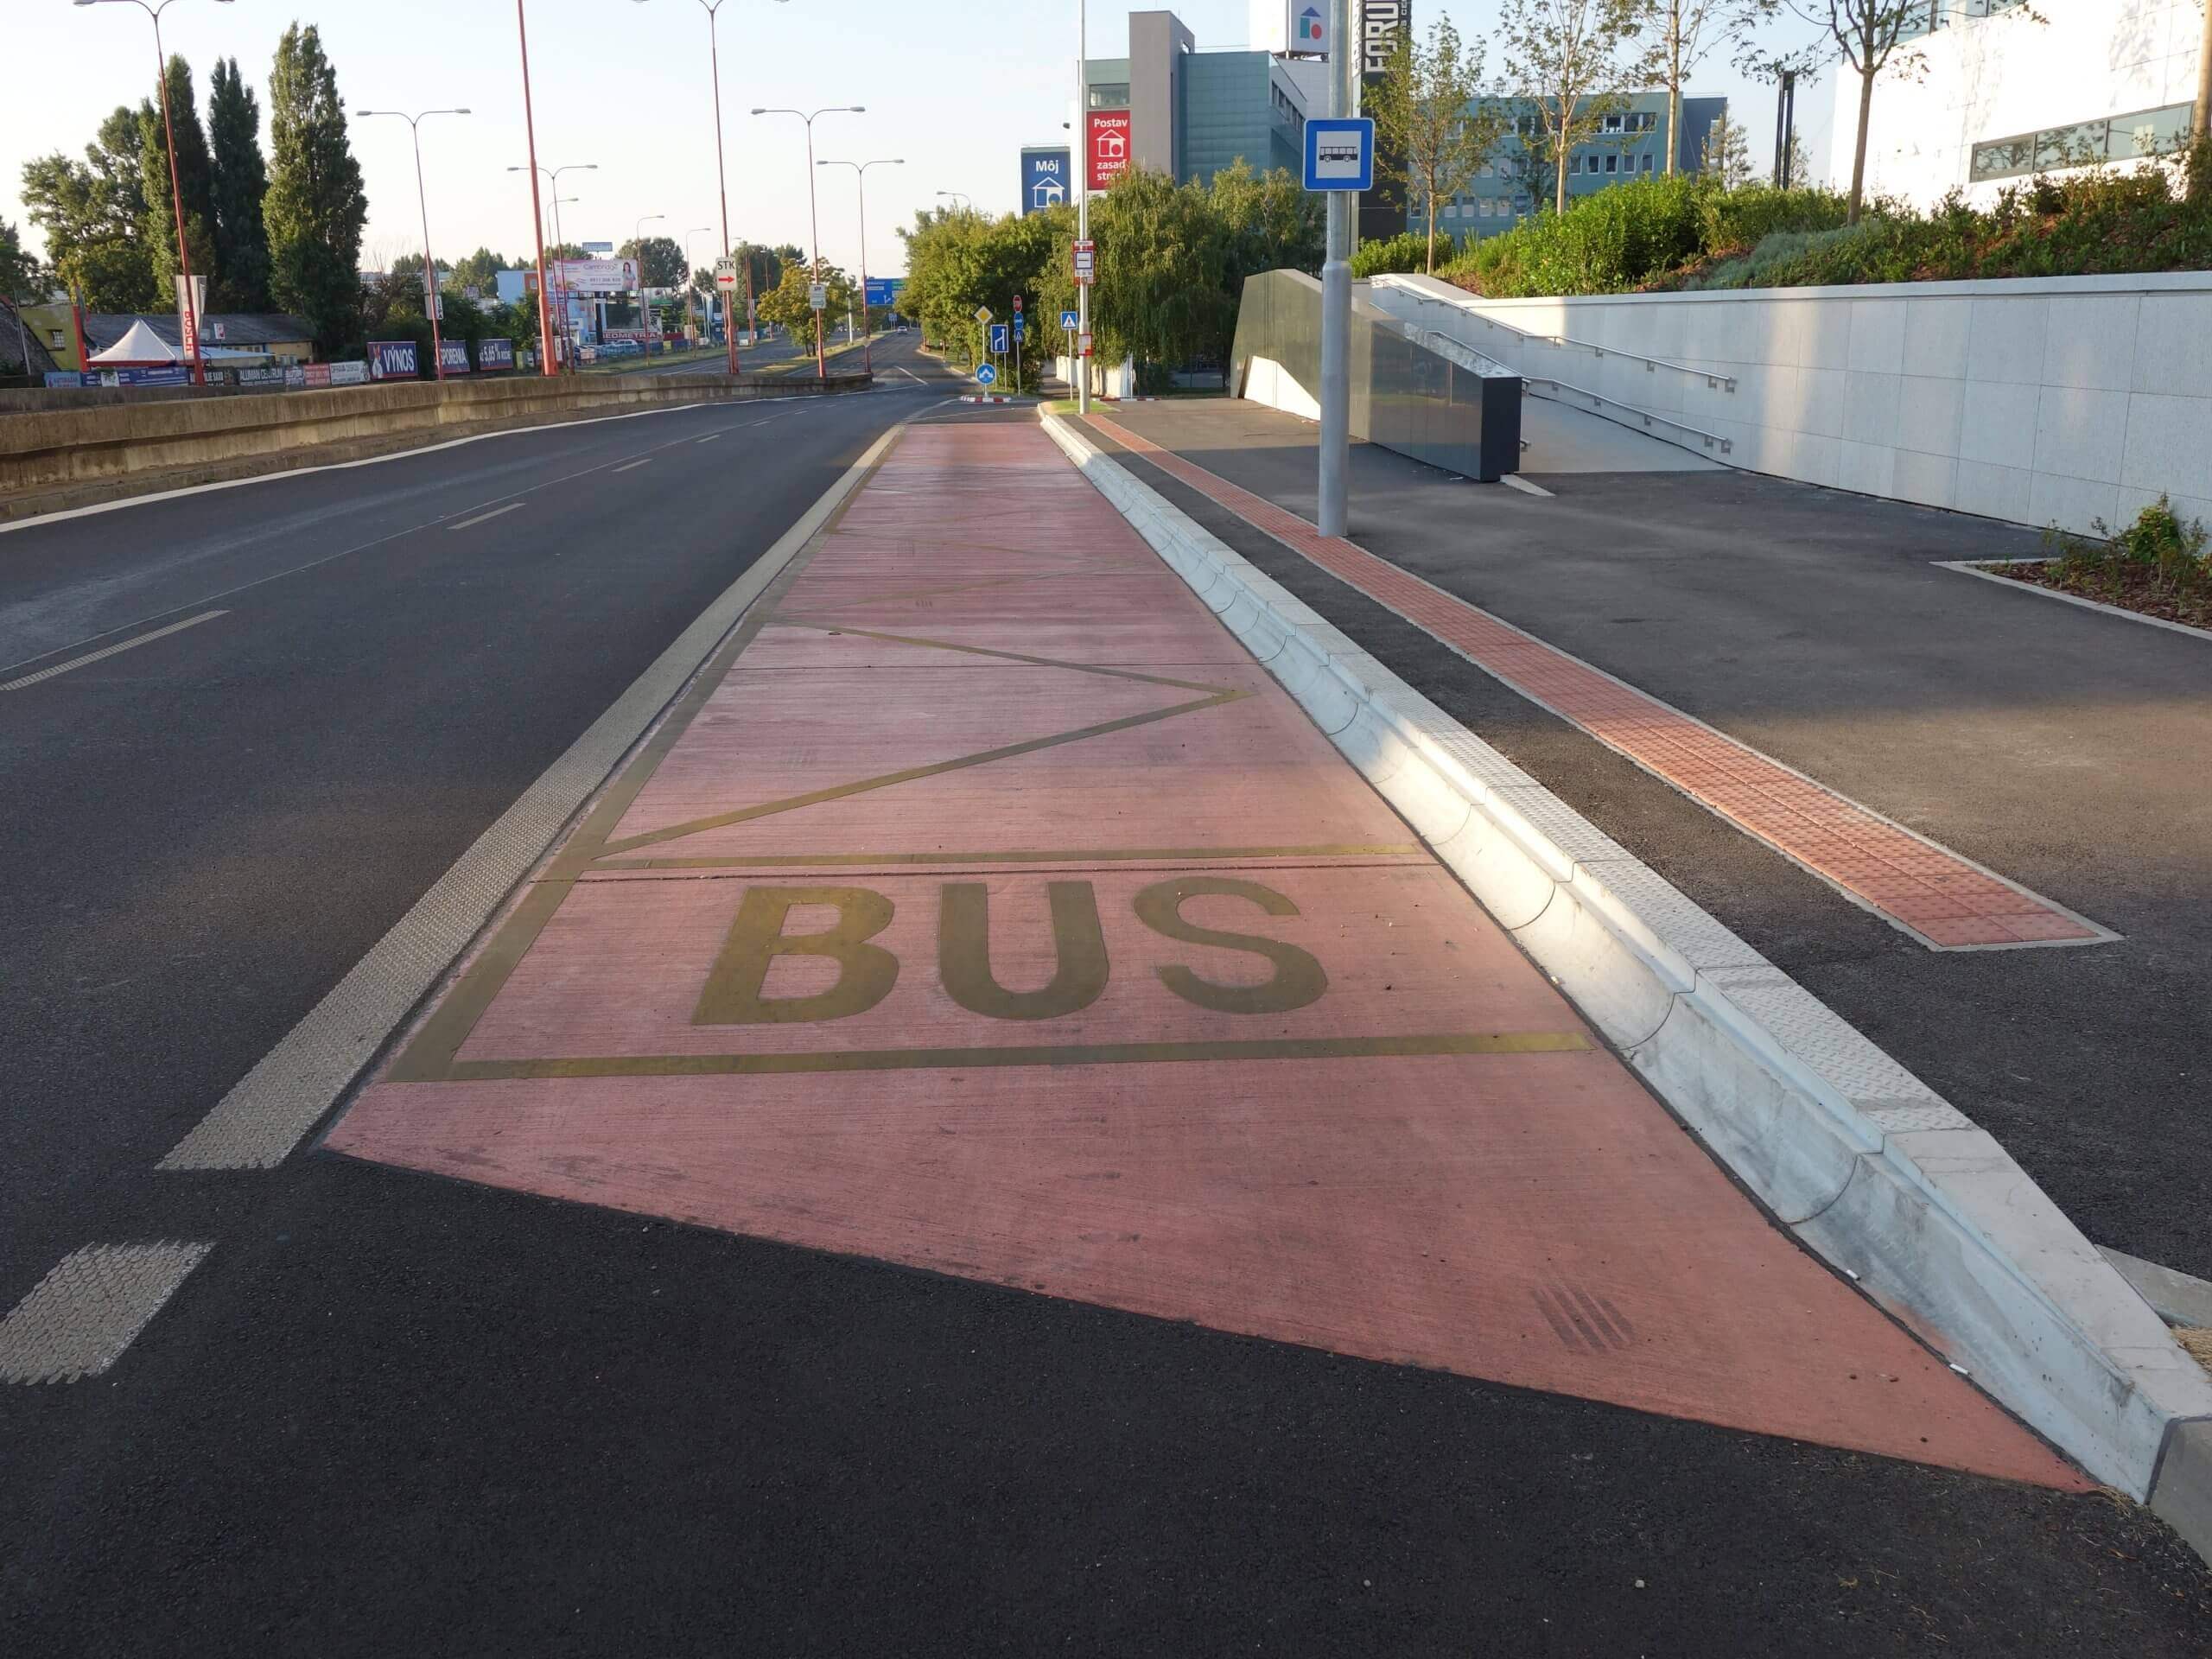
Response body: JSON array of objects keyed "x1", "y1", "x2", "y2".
[{"x1": 1409, "y1": 92, "x2": 1729, "y2": 242}]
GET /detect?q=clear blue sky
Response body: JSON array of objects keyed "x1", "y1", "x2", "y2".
[{"x1": 4, "y1": 1, "x2": 1809, "y2": 289}]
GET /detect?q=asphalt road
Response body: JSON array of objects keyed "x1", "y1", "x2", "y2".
[{"x1": 3, "y1": 367, "x2": 2209, "y2": 1654}]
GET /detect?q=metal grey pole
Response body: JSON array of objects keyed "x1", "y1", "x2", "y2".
[
  {"x1": 1316, "y1": 0, "x2": 1354, "y2": 537},
  {"x1": 1075, "y1": 0, "x2": 1090, "y2": 414},
  {"x1": 2194, "y1": 1, "x2": 2211, "y2": 147}
]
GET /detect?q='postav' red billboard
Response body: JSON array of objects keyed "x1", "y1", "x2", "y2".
[{"x1": 1087, "y1": 110, "x2": 1131, "y2": 191}]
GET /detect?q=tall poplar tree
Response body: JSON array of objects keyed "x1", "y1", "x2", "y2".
[
  {"x1": 140, "y1": 55, "x2": 219, "y2": 302},
  {"x1": 264, "y1": 24, "x2": 367, "y2": 351},
  {"x1": 208, "y1": 57, "x2": 271, "y2": 312},
  {"x1": 1368, "y1": 18, "x2": 1508, "y2": 273}
]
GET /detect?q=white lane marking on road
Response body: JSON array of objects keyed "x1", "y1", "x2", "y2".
[
  {"x1": 448, "y1": 501, "x2": 529, "y2": 531},
  {"x1": 746, "y1": 418, "x2": 776, "y2": 427},
  {"x1": 0, "y1": 397, "x2": 772, "y2": 537},
  {"x1": 158, "y1": 422, "x2": 910, "y2": 1170},
  {"x1": 0, "y1": 610, "x2": 228, "y2": 692},
  {"x1": 1501, "y1": 474, "x2": 1554, "y2": 499},
  {"x1": 695, "y1": 432, "x2": 722, "y2": 444},
  {"x1": 612, "y1": 458, "x2": 652, "y2": 474},
  {"x1": 897, "y1": 367, "x2": 927, "y2": 384},
  {"x1": 0, "y1": 1243, "x2": 212, "y2": 1383}
]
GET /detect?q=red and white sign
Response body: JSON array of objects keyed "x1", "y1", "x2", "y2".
[
  {"x1": 1071, "y1": 239, "x2": 1096, "y2": 285},
  {"x1": 1087, "y1": 109, "x2": 1131, "y2": 190},
  {"x1": 1077, "y1": 331, "x2": 1093, "y2": 358}
]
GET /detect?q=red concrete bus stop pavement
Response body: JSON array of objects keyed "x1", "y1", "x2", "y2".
[{"x1": 328, "y1": 416, "x2": 2074, "y2": 1488}]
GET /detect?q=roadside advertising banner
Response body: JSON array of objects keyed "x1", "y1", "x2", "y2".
[
  {"x1": 328, "y1": 360, "x2": 368, "y2": 385},
  {"x1": 1020, "y1": 147, "x2": 1071, "y2": 215},
  {"x1": 299, "y1": 363, "x2": 333, "y2": 389},
  {"x1": 553, "y1": 258, "x2": 640, "y2": 295},
  {"x1": 438, "y1": 339, "x2": 473, "y2": 376},
  {"x1": 478, "y1": 338, "x2": 516, "y2": 372},
  {"x1": 1087, "y1": 110, "x2": 1131, "y2": 190},
  {"x1": 366, "y1": 340, "x2": 420, "y2": 380}
]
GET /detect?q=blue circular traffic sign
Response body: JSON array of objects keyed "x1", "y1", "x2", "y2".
[{"x1": 976, "y1": 364, "x2": 997, "y2": 385}]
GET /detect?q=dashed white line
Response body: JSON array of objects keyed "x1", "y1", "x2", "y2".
[
  {"x1": 695, "y1": 432, "x2": 722, "y2": 444},
  {"x1": 0, "y1": 610, "x2": 229, "y2": 691},
  {"x1": 612, "y1": 458, "x2": 652, "y2": 474},
  {"x1": 448, "y1": 501, "x2": 528, "y2": 531},
  {"x1": 0, "y1": 1243, "x2": 213, "y2": 1383}
]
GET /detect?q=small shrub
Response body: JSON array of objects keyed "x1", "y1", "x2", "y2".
[
  {"x1": 1353, "y1": 230, "x2": 1446, "y2": 277},
  {"x1": 2047, "y1": 495, "x2": 2211, "y2": 600}
]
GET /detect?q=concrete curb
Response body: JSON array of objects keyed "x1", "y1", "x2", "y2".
[{"x1": 1039, "y1": 410, "x2": 2212, "y2": 1556}]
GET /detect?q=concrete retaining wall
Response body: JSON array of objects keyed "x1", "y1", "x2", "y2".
[
  {"x1": 1370, "y1": 270, "x2": 2212, "y2": 535},
  {"x1": 0, "y1": 371, "x2": 868, "y2": 505}
]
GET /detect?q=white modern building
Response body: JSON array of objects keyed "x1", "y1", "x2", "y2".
[{"x1": 1800, "y1": 0, "x2": 2206, "y2": 209}]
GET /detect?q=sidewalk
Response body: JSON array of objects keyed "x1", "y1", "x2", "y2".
[
  {"x1": 1076, "y1": 395, "x2": 2212, "y2": 1292},
  {"x1": 307, "y1": 416, "x2": 2212, "y2": 1640}
]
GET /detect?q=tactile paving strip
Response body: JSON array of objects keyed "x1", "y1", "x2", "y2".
[{"x1": 1089, "y1": 415, "x2": 2113, "y2": 953}]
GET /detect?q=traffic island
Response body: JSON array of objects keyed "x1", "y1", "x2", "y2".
[{"x1": 1041, "y1": 403, "x2": 2212, "y2": 1566}]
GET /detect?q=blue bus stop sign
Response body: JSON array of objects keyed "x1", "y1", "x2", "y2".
[
  {"x1": 1013, "y1": 314, "x2": 1026, "y2": 340},
  {"x1": 976, "y1": 363, "x2": 998, "y2": 385},
  {"x1": 1303, "y1": 118, "x2": 1375, "y2": 193}
]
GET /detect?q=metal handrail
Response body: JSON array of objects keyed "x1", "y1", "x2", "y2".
[
  {"x1": 1381, "y1": 286, "x2": 1738, "y2": 391},
  {"x1": 1520, "y1": 373, "x2": 1734, "y2": 454}
]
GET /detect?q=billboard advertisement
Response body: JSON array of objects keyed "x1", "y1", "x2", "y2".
[
  {"x1": 477, "y1": 337, "x2": 516, "y2": 372},
  {"x1": 329, "y1": 360, "x2": 369, "y2": 386},
  {"x1": 1359, "y1": 1, "x2": 1411, "y2": 243},
  {"x1": 1087, "y1": 110, "x2": 1132, "y2": 190},
  {"x1": 552, "y1": 257, "x2": 640, "y2": 295},
  {"x1": 366, "y1": 340, "x2": 420, "y2": 380},
  {"x1": 1250, "y1": 0, "x2": 1330, "y2": 54},
  {"x1": 1020, "y1": 146, "x2": 1071, "y2": 214},
  {"x1": 438, "y1": 339, "x2": 473, "y2": 376}
]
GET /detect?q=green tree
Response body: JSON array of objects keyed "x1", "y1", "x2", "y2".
[
  {"x1": 264, "y1": 24, "x2": 368, "y2": 352},
  {"x1": 618, "y1": 234, "x2": 685, "y2": 289},
  {"x1": 0, "y1": 218, "x2": 48, "y2": 297},
  {"x1": 207, "y1": 57, "x2": 271, "y2": 311},
  {"x1": 1368, "y1": 17, "x2": 1508, "y2": 272},
  {"x1": 139, "y1": 56, "x2": 219, "y2": 303},
  {"x1": 756, "y1": 257, "x2": 855, "y2": 340},
  {"x1": 448, "y1": 246, "x2": 512, "y2": 293},
  {"x1": 20, "y1": 109, "x2": 159, "y2": 311},
  {"x1": 1088, "y1": 169, "x2": 1230, "y2": 389},
  {"x1": 1650, "y1": 2, "x2": 1775, "y2": 177},
  {"x1": 1499, "y1": 0, "x2": 1660, "y2": 216},
  {"x1": 1700, "y1": 107, "x2": 1757, "y2": 188}
]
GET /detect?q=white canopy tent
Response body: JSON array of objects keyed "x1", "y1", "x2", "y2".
[{"x1": 86, "y1": 320, "x2": 180, "y2": 365}]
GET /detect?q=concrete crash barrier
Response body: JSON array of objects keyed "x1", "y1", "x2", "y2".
[
  {"x1": 0, "y1": 370, "x2": 871, "y2": 518},
  {"x1": 1039, "y1": 408, "x2": 2212, "y2": 1567}
]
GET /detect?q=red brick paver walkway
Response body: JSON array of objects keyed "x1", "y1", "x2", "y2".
[
  {"x1": 327, "y1": 419, "x2": 2080, "y2": 1486},
  {"x1": 1088, "y1": 414, "x2": 2109, "y2": 951}
]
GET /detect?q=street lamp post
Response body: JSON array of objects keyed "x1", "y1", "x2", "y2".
[
  {"x1": 509, "y1": 163, "x2": 596, "y2": 372},
  {"x1": 632, "y1": 0, "x2": 789, "y2": 372},
  {"x1": 753, "y1": 105, "x2": 863, "y2": 379},
  {"x1": 1074, "y1": 0, "x2": 1089, "y2": 414},
  {"x1": 359, "y1": 107, "x2": 471, "y2": 382},
  {"x1": 684, "y1": 225, "x2": 714, "y2": 342},
  {"x1": 512, "y1": 1, "x2": 558, "y2": 376},
  {"x1": 75, "y1": 0, "x2": 232, "y2": 389},
  {"x1": 632, "y1": 212, "x2": 664, "y2": 353},
  {"x1": 817, "y1": 158, "x2": 902, "y2": 376},
  {"x1": 936, "y1": 190, "x2": 973, "y2": 211}
]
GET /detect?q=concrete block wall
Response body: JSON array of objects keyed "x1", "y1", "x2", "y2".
[{"x1": 1370, "y1": 271, "x2": 2212, "y2": 535}]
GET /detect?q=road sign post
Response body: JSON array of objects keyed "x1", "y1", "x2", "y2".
[{"x1": 1306, "y1": 5, "x2": 1364, "y2": 539}]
